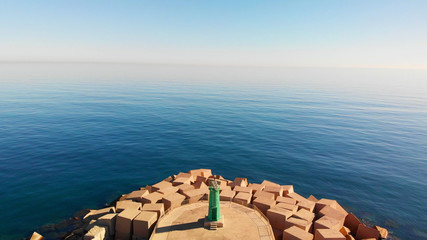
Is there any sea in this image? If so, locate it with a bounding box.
[0,63,426,240]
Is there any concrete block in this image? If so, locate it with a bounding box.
[314,216,342,233]
[193,181,208,189]
[285,192,307,203]
[273,227,283,240]
[220,185,232,192]
[200,169,213,178]
[115,209,140,240]
[253,196,276,215]
[230,177,248,188]
[162,192,186,210]
[335,203,348,216]
[141,203,164,218]
[115,231,130,240]
[267,207,293,230]
[285,217,312,232]
[133,211,158,239]
[201,186,210,195]
[355,224,380,240]
[315,199,338,213]
[84,207,116,222]
[151,181,173,192]
[143,186,152,193]
[157,186,178,196]
[140,192,164,204]
[172,177,192,186]
[254,190,276,200]
[181,188,207,203]
[195,175,207,183]
[262,180,281,187]
[314,228,345,240]
[373,226,388,239]
[97,213,117,236]
[308,195,318,202]
[220,189,236,201]
[176,172,189,177]
[188,169,212,178]
[265,185,283,198]
[283,226,314,240]
[162,176,173,182]
[213,174,225,180]
[318,205,346,225]
[177,183,195,194]
[292,208,315,222]
[84,225,108,240]
[29,232,44,240]
[233,185,253,194]
[176,172,194,181]
[233,192,252,206]
[116,200,142,213]
[275,202,298,212]
[339,226,351,237]
[276,196,297,205]
[344,213,361,234]
[281,185,294,195]
[346,235,355,240]
[248,183,265,193]
[298,199,316,212]
[125,190,149,202]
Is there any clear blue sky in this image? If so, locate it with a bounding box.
[1,0,426,68]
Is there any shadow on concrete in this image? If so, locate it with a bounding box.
[155,218,205,233]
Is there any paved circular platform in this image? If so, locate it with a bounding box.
[150,201,274,240]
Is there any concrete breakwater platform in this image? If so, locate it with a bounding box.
[30,169,389,240]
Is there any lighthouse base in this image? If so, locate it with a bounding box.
[204,215,225,229]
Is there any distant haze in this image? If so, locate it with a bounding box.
[1,1,426,69]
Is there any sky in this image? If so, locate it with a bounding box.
[0,0,426,69]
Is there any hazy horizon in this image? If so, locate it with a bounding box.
[1,60,427,71]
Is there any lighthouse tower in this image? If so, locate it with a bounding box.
[204,179,224,229]
[208,179,221,221]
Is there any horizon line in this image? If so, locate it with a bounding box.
[0,60,426,71]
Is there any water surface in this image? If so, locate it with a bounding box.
[0,63,426,239]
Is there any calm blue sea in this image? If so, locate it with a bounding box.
[0,63,426,240]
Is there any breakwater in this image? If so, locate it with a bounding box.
[30,169,388,240]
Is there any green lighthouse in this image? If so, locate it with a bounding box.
[207,179,221,221]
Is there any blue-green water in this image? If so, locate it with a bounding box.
[0,64,426,239]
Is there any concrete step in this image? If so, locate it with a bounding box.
[210,223,218,230]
